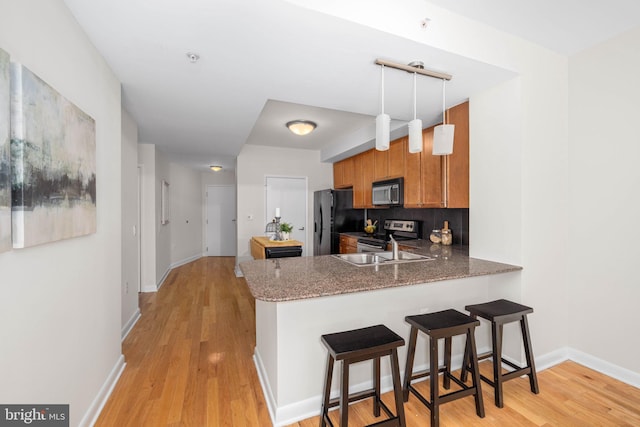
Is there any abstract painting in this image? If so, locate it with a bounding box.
[10,63,96,248]
[0,49,10,252]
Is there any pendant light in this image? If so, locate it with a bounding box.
[408,72,423,153]
[375,65,390,151]
[433,79,455,155]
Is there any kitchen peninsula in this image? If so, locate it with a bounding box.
[240,248,522,426]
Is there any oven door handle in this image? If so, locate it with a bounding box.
[357,241,386,252]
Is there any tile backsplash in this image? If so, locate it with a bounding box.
[365,207,469,246]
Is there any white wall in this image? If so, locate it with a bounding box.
[568,27,640,374]
[138,143,157,291]
[154,149,171,285]
[236,145,333,261]
[169,162,203,266]
[121,109,140,336]
[0,1,123,425]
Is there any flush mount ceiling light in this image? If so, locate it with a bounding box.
[286,120,317,136]
[209,165,222,172]
[374,59,453,156]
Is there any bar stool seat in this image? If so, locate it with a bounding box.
[403,309,484,427]
[461,299,540,408]
[320,324,406,427]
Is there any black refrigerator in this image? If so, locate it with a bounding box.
[313,189,364,255]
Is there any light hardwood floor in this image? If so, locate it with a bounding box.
[96,257,640,426]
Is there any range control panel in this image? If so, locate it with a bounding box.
[383,219,417,233]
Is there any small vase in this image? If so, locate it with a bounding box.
[281,232,290,240]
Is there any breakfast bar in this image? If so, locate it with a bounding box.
[240,248,522,426]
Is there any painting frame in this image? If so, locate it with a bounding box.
[10,62,96,248]
[0,48,10,253]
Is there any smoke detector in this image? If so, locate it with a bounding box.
[186,52,200,63]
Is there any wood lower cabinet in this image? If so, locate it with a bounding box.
[339,234,358,254]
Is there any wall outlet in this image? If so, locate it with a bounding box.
[125,282,129,294]
[247,214,254,220]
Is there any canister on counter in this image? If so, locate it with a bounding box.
[429,229,442,243]
[441,221,453,246]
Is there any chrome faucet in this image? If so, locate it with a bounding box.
[389,235,399,260]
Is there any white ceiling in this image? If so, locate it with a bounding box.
[62,0,640,171]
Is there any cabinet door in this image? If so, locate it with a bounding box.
[361,150,375,208]
[373,138,405,181]
[333,158,355,189]
[404,143,422,207]
[388,138,405,178]
[352,153,365,208]
[444,102,469,208]
[421,126,444,207]
[373,149,388,182]
[339,235,358,254]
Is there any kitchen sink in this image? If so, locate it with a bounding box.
[333,253,389,266]
[334,251,433,267]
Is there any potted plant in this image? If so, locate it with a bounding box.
[279,222,293,240]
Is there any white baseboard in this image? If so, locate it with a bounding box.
[140,284,158,293]
[79,355,126,427]
[156,267,170,291]
[121,308,141,342]
[253,350,278,424]
[569,348,640,388]
[170,253,202,269]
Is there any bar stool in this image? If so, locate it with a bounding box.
[320,324,406,427]
[403,309,484,427]
[460,299,540,408]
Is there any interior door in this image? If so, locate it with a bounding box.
[265,176,308,256]
[206,185,237,256]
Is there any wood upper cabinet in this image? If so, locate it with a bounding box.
[404,101,468,208]
[333,157,354,189]
[443,101,469,208]
[404,127,443,208]
[374,138,405,181]
[353,150,374,208]
[421,127,444,207]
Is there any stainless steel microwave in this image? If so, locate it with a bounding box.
[372,178,403,206]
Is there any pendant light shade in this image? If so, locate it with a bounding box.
[375,65,390,151]
[433,124,455,155]
[376,113,390,151]
[433,79,455,155]
[408,120,423,153]
[408,72,423,153]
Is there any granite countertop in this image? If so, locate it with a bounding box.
[239,246,522,302]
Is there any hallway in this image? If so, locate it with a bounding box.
[96,257,270,426]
